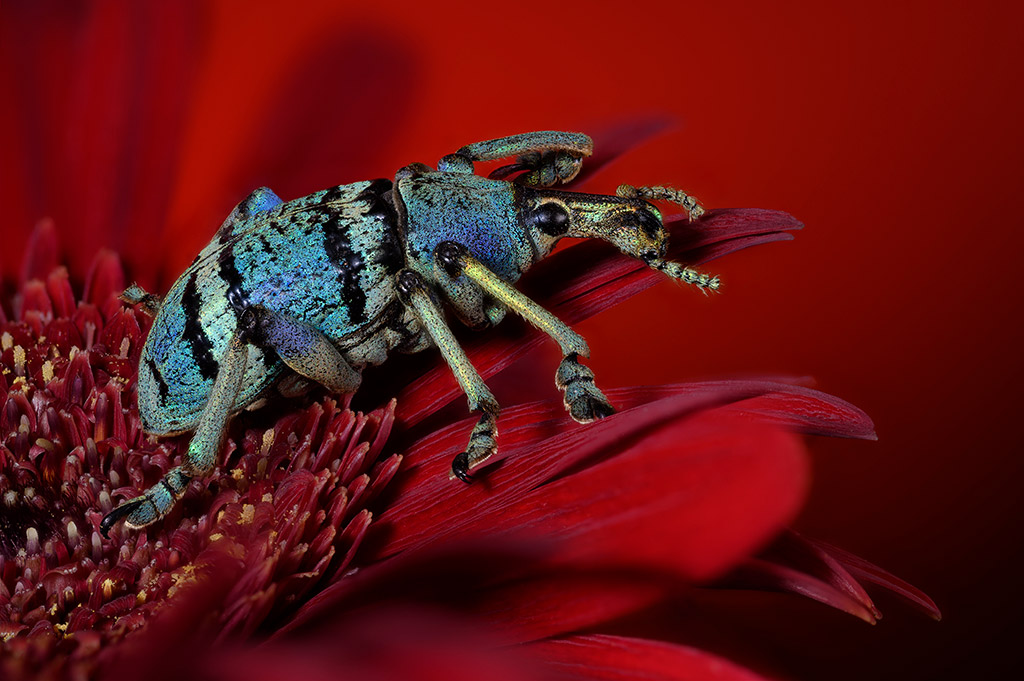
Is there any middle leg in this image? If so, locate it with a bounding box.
[395,269,500,482]
[434,241,614,423]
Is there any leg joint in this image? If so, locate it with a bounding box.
[395,269,428,304]
[434,241,469,278]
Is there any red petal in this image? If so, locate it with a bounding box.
[19,219,59,285]
[372,403,807,583]
[218,607,536,681]
[377,380,868,567]
[529,634,775,681]
[756,530,881,619]
[83,249,126,310]
[801,536,942,620]
[490,414,808,581]
[46,267,76,318]
[720,559,878,624]
[465,570,667,645]
[373,383,772,560]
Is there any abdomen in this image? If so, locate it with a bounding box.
[138,180,404,434]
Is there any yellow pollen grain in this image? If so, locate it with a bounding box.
[167,564,198,598]
[230,468,245,481]
[136,591,147,605]
[54,622,68,636]
[261,428,275,454]
[12,346,26,376]
[261,493,273,503]
[208,533,224,542]
[240,504,255,524]
[101,578,116,600]
[41,361,54,383]
[0,332,11,350]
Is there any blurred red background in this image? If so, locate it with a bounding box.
[1,1,1021,678]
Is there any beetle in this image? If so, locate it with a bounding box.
[100,131,718,536]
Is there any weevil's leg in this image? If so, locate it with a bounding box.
[277,374,315,399]
[395,269,499,482]
[437,132,593,187]
[120,283,162,316]
[617,183,705,222]
[434,242,614,423]
[216,186,283,236]
[238,305,361,394]
[101,332,249,536]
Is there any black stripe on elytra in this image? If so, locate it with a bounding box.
[181,273,219,380]
[357,180,403,274]
[321,212,368,325]
[145,356,170,405]
[218,247,249,316]
[321,185,346,204]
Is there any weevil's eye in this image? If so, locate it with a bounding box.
[528,201,570,236]
[636,209,662,240]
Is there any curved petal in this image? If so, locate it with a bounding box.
[799,536,942,620]
[719,559,878,624]
[528,634,775,681]
[375,380,867,565]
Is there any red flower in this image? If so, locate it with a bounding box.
[0,211,937,680]
[0,5,937,680]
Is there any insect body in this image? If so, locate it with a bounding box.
[101,131,718,535]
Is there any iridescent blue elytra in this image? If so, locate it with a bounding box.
[139,180,408,434]
[103,131,719,536]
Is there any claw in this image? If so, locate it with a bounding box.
[100,498,147,538]
[451,452,473,483]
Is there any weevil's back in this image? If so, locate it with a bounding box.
[137,180,406,435]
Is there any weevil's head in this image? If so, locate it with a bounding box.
[522,189,668,263]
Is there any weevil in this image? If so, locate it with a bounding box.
[100,131,719,536]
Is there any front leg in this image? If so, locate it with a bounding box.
[437,131,593,187]
[434,241,614,423]
[101,332,249,536]
[395,269,499,482]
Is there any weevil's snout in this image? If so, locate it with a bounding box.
[611,201,670,264]
[523,190,670,262]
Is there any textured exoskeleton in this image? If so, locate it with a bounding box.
[101,131,718,535]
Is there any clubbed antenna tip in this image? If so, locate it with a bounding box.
[654,259,721,294]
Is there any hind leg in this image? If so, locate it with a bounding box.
[101,332,249,536]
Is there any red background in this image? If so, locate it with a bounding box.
[2,1,1022,678]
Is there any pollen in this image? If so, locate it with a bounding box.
[261,428,275,454]
[1,332,11,350]
[240,504,256,524]
[41,360,54,383]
